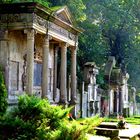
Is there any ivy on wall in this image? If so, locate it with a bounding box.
[0,68,7,115]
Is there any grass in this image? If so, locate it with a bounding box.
[104,116,140,125]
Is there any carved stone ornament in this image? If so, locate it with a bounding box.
[68,32,75,41]
[34,46,42,61]
[0,29,8,40]
[0,14,27,23]
[48,22,75,41]
[33,14,47,29]
[24,29,35,40]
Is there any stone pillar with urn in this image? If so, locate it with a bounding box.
[84,62,99,117]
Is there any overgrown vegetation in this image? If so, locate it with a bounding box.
[0,95,101,140]
[0,68,7,115]
[77,116,103,134]
[0,0,49,7]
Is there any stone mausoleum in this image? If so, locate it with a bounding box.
[0,2,82,107]
[104,56,129,117]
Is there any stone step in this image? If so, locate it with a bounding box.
[86,134,110,140]
[120,138,130,140]
[98,122,118,129]
[95,127,119,139]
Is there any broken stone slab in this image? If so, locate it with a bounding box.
[119,124,140,140]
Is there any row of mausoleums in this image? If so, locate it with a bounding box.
[81,56,137,118]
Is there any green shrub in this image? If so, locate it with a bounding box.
[0,68,7,115]
[0,95,89,140]
[79,116,103,134]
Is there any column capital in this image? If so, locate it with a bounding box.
[43,35,52,46]
[75,35,78,49]
[60,42,69,48]
[24,29,36,40]
[0,29,8,40]
[70,46,77,54]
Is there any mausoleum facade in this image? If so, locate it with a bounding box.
[0,2,81,105]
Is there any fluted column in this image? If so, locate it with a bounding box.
[25,29,35,95]
[70,47,77,105]
[42,35,49,99]
[53,46,58,101]
[59,43,68,104]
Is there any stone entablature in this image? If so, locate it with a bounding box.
[0,14,76,46]
[0,2,80,46]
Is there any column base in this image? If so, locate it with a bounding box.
[46,94,54,104]
[69,105,77,119]
[69,99,77,106]
[58,99,68,105]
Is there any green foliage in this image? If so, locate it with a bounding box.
[75,0,140,92]
[48,0,86,22]
[0,95,91,140]
[79,116,103,134]
[104,117,140,125]
[45,120,88,140]
[0,68,7,115]
[0,0,49,7]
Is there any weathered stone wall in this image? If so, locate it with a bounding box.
[7,31,26,101]
[0,40,9,68]
[7,31,55,100]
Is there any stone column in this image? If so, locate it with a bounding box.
[117,88,120,114]
[109,90,114,113]
[119,87,123,113]
[70,46,77,105]
[53,46,58,101]
[114,90,118,113]
[67,75,71,102]
[25,29,35,95]
[42,35,49,99]
[59,43,67,104]
[81,81,85,118]
[131,87,137,115]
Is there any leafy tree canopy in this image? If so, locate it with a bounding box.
[81,0,140,89]
[48,0,86,22]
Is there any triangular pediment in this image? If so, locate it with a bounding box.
[54,6,73,25]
